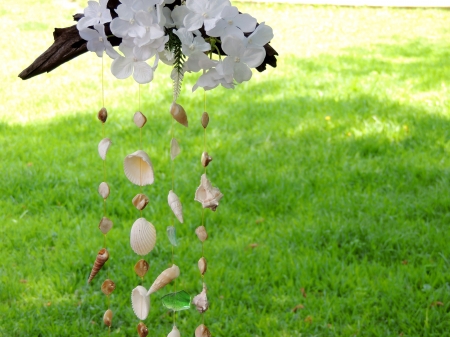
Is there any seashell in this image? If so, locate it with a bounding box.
[133,111,147,128]
[201,152,212,167]
[146,264,180,296]
[103,309,113,327]
[98,138,112,160]
[130,218,157,256]
[201,112,209,128]
[131,285,150,320]
[132,193,149,211]
[98,182,110,199]
[101,279,116,295]
[192,284,209,313]
[88,248,109,283]
[170,102,188,127]
[195,324,211,337]
[134,259,150,278]
[195,226,208,242]
[170,138,180,161]
[124,150,154,186]
[194,174,224,211]
[198,257,207,275]
[137,322,149,337]
[98,217,113,235]
[168,190,183,223]
[98,107,107,123]
[167,325,181,337]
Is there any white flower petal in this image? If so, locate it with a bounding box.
[222,34,245,57]
[77,17,98,31]
[242,47,266,68]
[133,62,154,83]
[184,12,203,31]
[163,7,175,28]
[220,6,238,18]
[234,13,257,33]
[248,23,274,47]
[233,62,252,83]
[79,28,99,41]
[110,18,131,37]
[111,56,134,79]
[186,0,208,14]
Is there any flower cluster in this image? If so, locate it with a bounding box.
[77,0,274,93]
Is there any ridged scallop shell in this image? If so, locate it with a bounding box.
[98,107,107,123]
[132,193,149,211]
[201,152,212,167]
[167,325,181,337]
[98,138,112,160]
[88,248,109,283]
[195,324,211,337]
[133,111,147,128]
[98,217,113,235]
[168,190,183,223]
[201,112,209,128]
[198,257,207,275]
[103,309,113,327]
[124,150,154,186]
[101,279,116,295]
[170,102,188,127]
[195,226,208,242]
[146,264,180,296]
[170,138,180,161]
[194,174,223,211]
[98,182,110,199]
[130,218,157,256]
[134,259,150,278]
[131,285,150,320]
[192,284,209,313]
[137,322,149,337]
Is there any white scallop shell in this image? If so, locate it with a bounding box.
[98,182,110,199]
[131,285,150,320]
[167,325,181,337]
[168,190,183,223]
[194,174,224,211]
[133,111,147,128]
[98,217,113,234]
[170,138,180,161]
[98,138,112,160]
[124,150,154,186]
[146,264,180,296]
[130,218,157,256]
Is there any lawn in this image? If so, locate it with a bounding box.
[1,1,450,336]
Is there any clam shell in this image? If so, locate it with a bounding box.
[168,190,183,223]
[195,324,211,337]
[170,102,188,127]
[88,248,109,283]
[130,218,157,256]
[133,111,147,128]
[124,150,154,186]
[98,182,110,199]
[137,322,149,337]
[134,259,150,278]
[201,112,209,128]
[198,257,207,275]
[98,107,107,123]
[101,279,116,295]
[131,285,150,320]
[192,284,209,313]
[98,217,113,235]
[132,193,149,211]
[103,309,113,327]
[98,138,112,160]
[167,325,181,337]
[146,264,180,296]
[194,174,224,211]
[201,152,212,167]
[195,226,208,242]
[170,138,180,161]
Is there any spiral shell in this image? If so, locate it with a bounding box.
[192,284,209,313]
[132,193,149,211]
[170,102,188,127]
[194,174,223,211]
[130,218,157,256]
[201,152,212,167]
[98,107,107,123]
[98,182,110,199]
[101,279,116,295]
[195,324,211,337]
[124,150,154,186]
[137,322,149,337]
[170,138,180,161]
[146,264,180,296]
[98,217,113,235]
[168,190,183,223]
[133,111,147,128]
[195,226,208,242]
[98,138,112,160]
[88,248,109,283]
[198,257,207,275]
[167,325,181,337]
[201,112,209,128]
[134,259,150,278]
[131,285,150,320]
[103,309,113,327]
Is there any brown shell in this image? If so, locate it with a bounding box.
[132,193,149,211]
[201,152,212,167]
[170,102,188,127]
[137,322,149,337]
[133,111,147,128]
[198,257,207,275]
[201,112,209,128]
[134,259,150,278]
[103,309,113,327]
[194,174,223,211]
[101,279,116,295]
[88,248,109,283]
[195,324,211,337]
[98,107,107,123]
[195,226,208,242]
[98,217,113,235]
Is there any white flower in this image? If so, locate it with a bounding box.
[110,1,146,38]
[79,24,119,58]
[207,6,256,39]
[185,52,216,72]
[183,0,230,32]
[77,0,112,31]
[171,5,190,28]
[192,64,234,91]
[133,10,165,47]
[174,28,210,57]
[162,7,175,28]
[246,22,273,48]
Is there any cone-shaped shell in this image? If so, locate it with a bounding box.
[134,259,150,278]
[131,285,150,320]
[170,138,180,161]
[194,174,224,211]
[103,309,113,327]
[137,322,149,337]
[195,324,211,337]
[195,226,208,242]
[201,112,209,128]
[130,218,157,256]
[167,325,181,337]
[124,150,154,186]
[98,182,110,199]
[170,102,188,127]
[198,257,207,275]
[98,138,112,160]
[192,284,209,313]
[98,217,113,234]
[132,193,149,211]
[98,107,107,123]
[88,248,109,283]
[133,111,147,128]
[168,190,183,223]
[146,264,180,296]
[201,152,212,167]
[101,279,116,295]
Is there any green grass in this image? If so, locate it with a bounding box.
[1,1,450,336]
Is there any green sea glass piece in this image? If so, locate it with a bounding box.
[161,290,191,311]
[166,226,178,246]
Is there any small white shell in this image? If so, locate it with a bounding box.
[195,324,211,337]
[170,102,188,127]
[195,226,208,242]
[124,150,154,186]
[192,284,209,313]
[168,190,183,223]
[170,138,180,161]
[131,285,150,320]
[132,193,149,211]
[98,182,110,199]
[167,325,181,337]
[133,111,147,128]
[198,257,207,275]
[130,218,157,256]
[98,138,112,160]
[98,217,113,234]
[146,264,180,296]
[194,174,223,211]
